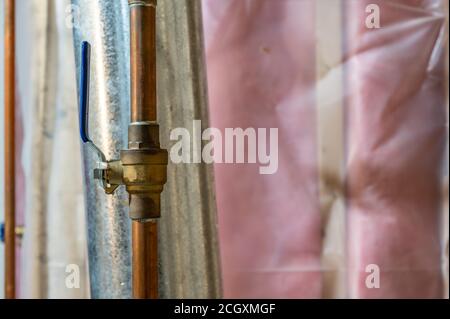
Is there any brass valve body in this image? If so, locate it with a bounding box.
[96,122,168,221]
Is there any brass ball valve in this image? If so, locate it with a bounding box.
[79,41,168,221]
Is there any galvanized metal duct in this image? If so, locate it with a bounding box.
[157,0,222,298]
[72,0,221,298]
[71,0,132,299]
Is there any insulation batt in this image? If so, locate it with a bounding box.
[203,0,448,298]
[204,0,322,298]
[345,0,447,298]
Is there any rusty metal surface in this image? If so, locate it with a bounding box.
[157,0,222,298]
[71,0,132,299]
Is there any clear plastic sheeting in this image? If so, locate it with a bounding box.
[203,0,449,298]
[17,0,89,298]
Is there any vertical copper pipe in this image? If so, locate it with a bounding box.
[129,0,159,299]
[130,0,157,123]
[132,221,158,298]
[4,0,16,299]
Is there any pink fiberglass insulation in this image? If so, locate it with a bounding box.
[203,0,322,298]
[345,0,447,298]
[203,0,447,298]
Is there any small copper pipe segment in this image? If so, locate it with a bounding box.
[4,0,16,299]
[132,221,158,298]
[129,0,159,299]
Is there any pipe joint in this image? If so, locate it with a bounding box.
[94,122,168,220]
[129,0,156,8]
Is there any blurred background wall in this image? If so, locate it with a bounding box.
[18,0,89,298]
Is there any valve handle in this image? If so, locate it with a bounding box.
[78,41,118,193]
[78,41,107,163]
[79,41,92,144]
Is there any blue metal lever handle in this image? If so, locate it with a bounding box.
[78,41,107,166]
[79,41,91,144]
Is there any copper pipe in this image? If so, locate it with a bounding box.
[4,0,16,299]
[129,0,159,299]
[132,221,158,299]
[130,0,157,123]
